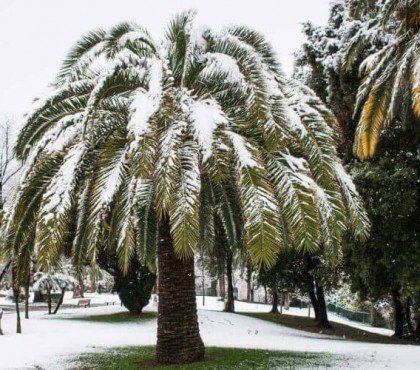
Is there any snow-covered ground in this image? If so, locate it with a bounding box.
[0,291,120,308]
[197,298,394,337]
[0,296,418,369]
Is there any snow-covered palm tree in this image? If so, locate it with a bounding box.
[6,11,369,363]
[346,0,420,159]
[33,272,75,314]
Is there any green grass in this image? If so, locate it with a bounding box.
[66,311,156,323]
[71,346,341,369]
[240,312,413,345]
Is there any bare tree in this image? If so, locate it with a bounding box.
[0,118,20,285]
[0,118,20,211]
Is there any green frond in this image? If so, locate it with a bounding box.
[169,140,201,259]
[266,153,321,254]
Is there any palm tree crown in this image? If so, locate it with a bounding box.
[4,11,369,275]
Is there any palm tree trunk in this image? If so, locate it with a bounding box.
[53,287,66,314]
[156,214,204,364]
[224,252,235,313]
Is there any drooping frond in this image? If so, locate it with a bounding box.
[169,140,201,259]
[354,85,390,159]
[334,163,370,242]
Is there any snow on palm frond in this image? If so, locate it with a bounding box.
[334,163,370,241]
[33,271,76,292]
[8,10,369,271]
[190,99,228,162]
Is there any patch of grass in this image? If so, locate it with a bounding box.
[67,311,156,323]
[240,312,413,345]
[72,346,340,369]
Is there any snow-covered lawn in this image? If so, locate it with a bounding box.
[0,296,418,369]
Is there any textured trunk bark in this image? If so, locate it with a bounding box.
[53,288,66,314]
[224,252,235,313]
[156,214,204,364]
[270,290,279,314]
[392,288,404,338]
[315,281,332,329]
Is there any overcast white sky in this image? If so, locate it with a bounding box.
[0,0,331,125]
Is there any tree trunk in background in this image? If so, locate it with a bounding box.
[246,264,252,302]
[392,288,404,338]
[79,271,85,298]
[224,252,235,313]
[24,269,30,319]
[219,274,225,298]
[0,309,3,335]
[270,290,279,314]
[305,254,320,321]
[315,281,332,329]
[406,296,413,333]
[308,286,320,321]
[90,271,96,293]
[264,285,268,304]
[53,287,66,314]
[0,261,11,284]
[47,288,52,315]
[12,265,21,334]
[156,214,204,364]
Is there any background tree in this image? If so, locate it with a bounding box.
[295,0,420,338]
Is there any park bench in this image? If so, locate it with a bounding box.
[77,298,91,308]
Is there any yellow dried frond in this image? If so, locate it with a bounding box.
[355,90,388,159]
[413,86,420,117]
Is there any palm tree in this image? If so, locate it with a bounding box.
[33,271,76,314]
[5,11,369,364]
[346,0,420,159]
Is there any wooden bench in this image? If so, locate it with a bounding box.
[77,298,91,308]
